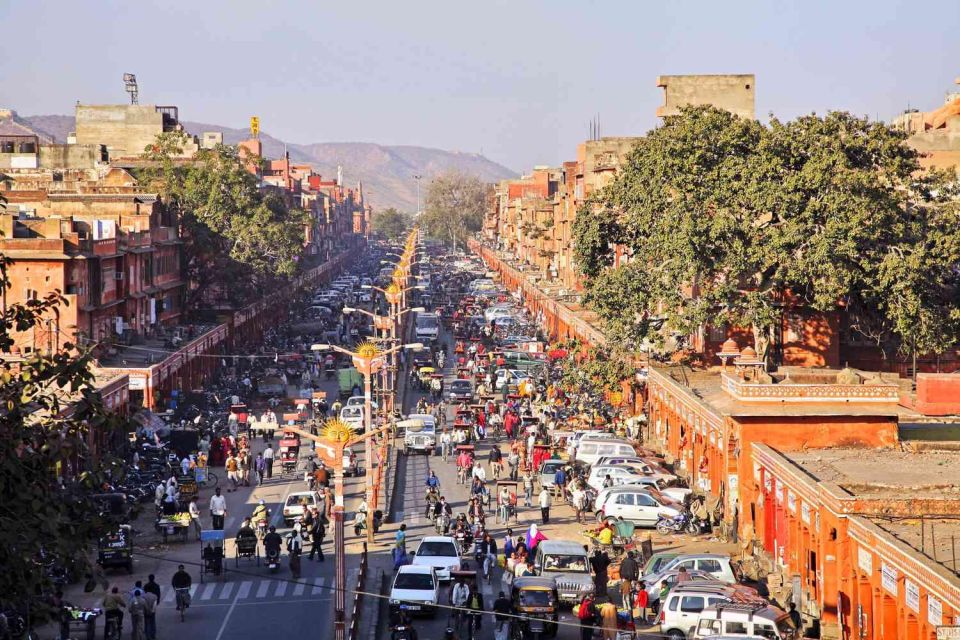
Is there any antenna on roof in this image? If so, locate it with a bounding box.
[123,73,139,105]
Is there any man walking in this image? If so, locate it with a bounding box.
[210,487,227,530]
[553,465,567,502]
[188,497,201,540]
[538,485,551,524]
[263,444,275,479]
[308,512,325,561]
[142,576,160,640]
[618,551,639,607]
[254,453,266,485]
[128,589,147,640]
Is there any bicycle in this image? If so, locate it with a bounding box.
[175,588,191,622]
[491,462,502,480]
[104,613,122,640]
[457,465,468,485]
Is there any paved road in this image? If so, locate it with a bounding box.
[59,369,372,640]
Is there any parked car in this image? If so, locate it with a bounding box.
[692,602,798,639]
[586,464,666,492]
[594,485,681,527]
[575,439,639,466]
[657,584,749,640]
[389,565,439,617]
[642,551,680,576]
[654,554,740,585]
[411,536,461,582]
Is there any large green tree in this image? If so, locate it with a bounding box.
[0,257,126,618]
[421,171,492,249]
[371,207,410,241]
[139,132,310,310]
[575,105,960,362]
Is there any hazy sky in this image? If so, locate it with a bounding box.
[2,0,958,172]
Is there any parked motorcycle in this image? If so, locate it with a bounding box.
[655,510,707,536]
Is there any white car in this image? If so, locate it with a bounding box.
[587,465,674,492]
[346,396,379,410]
[494,368,530,391]
[594,486,681,527]
[658,553,739,584]
[412,536,461,582]
[340,406,365,432]
[389,565,439,616]
[282,491,320,526]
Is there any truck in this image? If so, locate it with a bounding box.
[400,414,437,455]
[337,367,363,399]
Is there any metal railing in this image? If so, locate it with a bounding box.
[348,542,369,640]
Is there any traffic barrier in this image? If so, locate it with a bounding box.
[348,542,368,640]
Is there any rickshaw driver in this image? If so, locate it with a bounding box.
[236,518,256,544]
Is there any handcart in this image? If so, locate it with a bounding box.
[200,529,226,582]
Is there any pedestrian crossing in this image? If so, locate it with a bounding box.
[159,569,358,604]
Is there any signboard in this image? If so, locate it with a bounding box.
[906,579,920,613]
[939,626,960,639]
[881,563,898,595]
[929,596,943,627]
[775,479,784,502]
[801,503,811,525]
[857,547,873,575]
[128,374,147,391]
[787,490,797,513]
[250,116,260,138]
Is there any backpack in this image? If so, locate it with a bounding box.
[577,600,594,620]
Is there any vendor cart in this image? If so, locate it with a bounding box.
[177,474,198,508]
[200,529,226,582]
[156,512,191,543]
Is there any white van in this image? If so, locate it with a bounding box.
[414,312,439,342]
[575,439,637,466]
[692,602,798,639]
[657,584,765,640]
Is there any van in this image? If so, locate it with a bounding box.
[657,584,764,640]
[414,312,439,342]
[692,602,798,639]
[574,439,637,466]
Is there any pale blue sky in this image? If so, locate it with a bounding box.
[1,0,958,171]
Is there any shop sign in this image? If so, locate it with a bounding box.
[857,547,872,575]
[936,627,960,640]
[929,595,943,627]
[787,490,797,513]
[128,374,147,391]
[801,503,811,524]
[881,563,898,595]
[775,479,784,502]
[906,579,920,613]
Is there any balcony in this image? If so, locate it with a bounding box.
[720,372,900,403]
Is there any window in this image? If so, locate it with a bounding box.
[636,494,657,507]
[677,560,696,570]
[679,596,704,613]
[754,623,777,639]
[416,542,458,558]
[667,597,679,612]
[0,141,14,153]
[615,493,635,506]
[725,622,749,634]
[698,559,722,573]
[393,573,434,590]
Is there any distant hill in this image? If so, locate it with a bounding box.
[18,114,516,211]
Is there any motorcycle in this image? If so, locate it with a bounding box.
[655,510,705,536]
[265,548,281,573]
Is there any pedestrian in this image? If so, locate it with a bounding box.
[676,565,690,584]
[633,580,649,625]
[309,513,326,561]
[241,449,251,486]
[255,453,265,485]
[553,465,566,502]
[571,485,586,524]
[590,549,611,598]
[396,523,407,555]
[128,589,147,640]
[142,576,160,640]
[188,497,201,540]
[225,453,239,492]
[599,600,618,640]
[619,551,639,607]
[789,602,802,632]
[263,444,275,479]
[522,470,534,508]
[210,487,227,530]
[493,591,512,640]
[577,594,597,640]
[538,485,551,524]
[101,586,125,634]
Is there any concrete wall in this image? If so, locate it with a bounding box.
[74,105,164,158]
[656,74,756,120]
[38,144,104,169]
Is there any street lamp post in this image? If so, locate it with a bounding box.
[413,174,422,216]
[312,342,423,542]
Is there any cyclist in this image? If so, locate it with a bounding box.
[171,565,192,611]
[263,526,283,563]
[488,446,502,479]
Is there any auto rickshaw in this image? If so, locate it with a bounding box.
[417,366,436,386]
[510,576,559,639]
[97,525,133,573]
[494,480,519,524]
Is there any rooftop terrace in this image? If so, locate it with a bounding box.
[785,448,960,499]
[872,518,960,577]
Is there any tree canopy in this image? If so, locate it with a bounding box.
[371,207,410,241]
[139,132,310,310]
[420,171,492,249]
[0,256,126,616]
[575,105,960,361]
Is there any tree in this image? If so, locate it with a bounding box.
[371,208,410,241]
[139,132,310,310]
[0,256,126,619]
[576,105,960,363]
[420,171,492,249]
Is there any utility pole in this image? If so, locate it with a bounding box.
[413,175,422,216]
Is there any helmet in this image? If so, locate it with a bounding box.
[444,629,455,640]
[258,499,265,505]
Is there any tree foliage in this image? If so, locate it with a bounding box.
[421,171,492,249]
[371,207,410,241]
[557,344,635,395]
[0,257,126,616]
[139,131,310,310]
[575,105,960,361]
